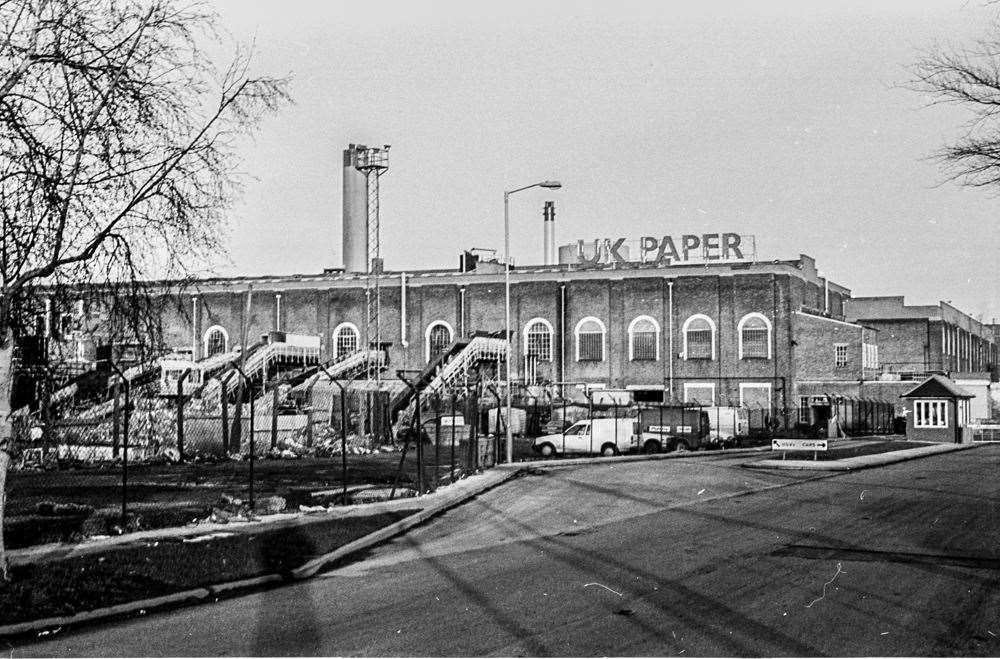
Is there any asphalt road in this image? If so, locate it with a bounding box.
[13,446,1000,657]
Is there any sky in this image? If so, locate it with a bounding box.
[203,0,1000,321]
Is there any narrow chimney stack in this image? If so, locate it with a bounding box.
[543,201,556,265]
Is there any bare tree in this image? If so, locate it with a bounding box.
[914,18,1000,188]
[0,0,290,578]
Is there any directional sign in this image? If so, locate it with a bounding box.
[772,439,828,451]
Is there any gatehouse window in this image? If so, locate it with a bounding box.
[914,400,948,428]
[738,313,771,359]
[332,322,360,358]
[203,325,229,357]
[425,321,454,362]
[682,314,716,360]
[575,317,606,362]
[523,318,553,361]
[628,315,659,361]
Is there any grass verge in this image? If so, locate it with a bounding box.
[0,509,418,626]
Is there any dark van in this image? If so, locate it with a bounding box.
[633,406,712,452]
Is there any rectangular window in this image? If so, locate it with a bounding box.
[914,400,949,428]
[631,331,657,361]
[687,330,713,359]
[862,343,879,369]
[742,328,769,358]
[835,344,849,368]
[578,332,603,361]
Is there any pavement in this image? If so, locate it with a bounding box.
[748,440,975,470]
[15,444,1000,656]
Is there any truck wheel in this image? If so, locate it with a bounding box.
[538,443,555,457]
[672,440,688,452]
[642,440,661,454]
[601,444,618,457]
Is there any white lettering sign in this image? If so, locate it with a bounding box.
[772,439,828,451]
[575,233,753,267]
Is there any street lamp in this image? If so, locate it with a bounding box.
[504,180,562,464]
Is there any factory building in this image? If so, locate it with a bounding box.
[844,296,999,377]
[71,249,876,414]
[28,144,999,427]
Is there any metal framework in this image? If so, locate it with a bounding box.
[354,146,389,383]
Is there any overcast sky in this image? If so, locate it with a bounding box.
[205,0,1000,321]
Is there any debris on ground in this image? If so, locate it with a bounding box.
[254,495,286,515]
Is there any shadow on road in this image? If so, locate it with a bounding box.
[253,526,321,655]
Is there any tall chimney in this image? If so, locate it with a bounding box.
[342,144,368,273]
[543,201,556,265]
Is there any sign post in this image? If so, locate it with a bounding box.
[771,438,828,461]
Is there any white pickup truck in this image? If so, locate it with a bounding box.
[532,418,636,457]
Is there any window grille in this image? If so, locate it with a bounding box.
[629,317,658,361]
[576,318,605,361]
[335,326,358,358]
[525,321,552,361]
[835,344,849,368]
[206,329,226,357]
[742,328,769,358]
[428,324,452,361]
[687,329,713,359]
[578,332,603,361]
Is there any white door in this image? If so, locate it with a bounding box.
[562,422,593,454]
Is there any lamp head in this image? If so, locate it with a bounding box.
[539,180,562,189]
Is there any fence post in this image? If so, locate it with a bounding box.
[613,402,618,454]
[249,381,255,510]
[177,368,190,463]
[122,376,130,529]
[112,379,121,459]
[433,394,441,492]
[271,385,279,449]
[415,387,424,494]
[450,393,456,483]
[232,365,254,512]
[220,378,229,454]
[109,364,130,531]
[561,396,566,455]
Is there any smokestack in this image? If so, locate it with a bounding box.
[543,201,556,265]
[342,144,368,273]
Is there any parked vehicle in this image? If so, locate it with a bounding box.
[702,406,749,448]
[532,418,635,457]
[634,406,712,452]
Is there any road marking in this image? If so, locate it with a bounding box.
[583,582,623,597]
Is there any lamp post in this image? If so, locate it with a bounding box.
[504,180,561,464]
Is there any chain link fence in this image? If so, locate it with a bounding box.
[4,371,902,549]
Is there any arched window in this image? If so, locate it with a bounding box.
[523,318,554,361]
[425,321,454,362]
[575,317,606,362]
[628,315,660,361]
[203,325,229,357]
[682,314,716,360]
[738,312,772,359]
[332,322,360,358]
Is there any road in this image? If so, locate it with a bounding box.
[13,446,1000,657]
